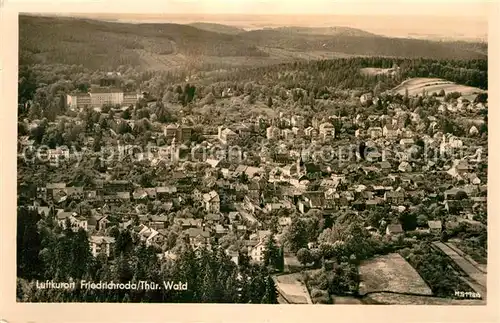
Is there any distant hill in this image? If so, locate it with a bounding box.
[267,26,378,37]
[240,30,487,60]
[189,22,245,35]
[19,15,487,71]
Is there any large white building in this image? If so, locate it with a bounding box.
[89,88,124,107]
[67,88,143,109]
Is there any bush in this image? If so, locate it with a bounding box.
[310,288,326,298]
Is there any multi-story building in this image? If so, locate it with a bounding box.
[319,122,335,139]
[177,126,192,143]
[89,236,115,257]
[266,126,281,140]
[67,88,142,110]
[89,87,124,107]
[123,92,139,106]
[164,124,192,143]
[203,190,220,213]
[66,92,91,110]
[218,126,238,145]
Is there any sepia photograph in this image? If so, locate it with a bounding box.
[8,0,494,311]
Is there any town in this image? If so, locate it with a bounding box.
[16,14,488,304]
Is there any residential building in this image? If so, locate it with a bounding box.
[66,92,91,110]
[360,93,373,105]
[385,224,404,236]
[319,122,335,139]
[266,126,281,140]
[428,220,443,234]
[367,127,383,139]
[89,236,116,257]
[164,124,192,142]
[218,126,238,144]
[384,191,405,205]
[383,124,399,139]
[203,190,220,213]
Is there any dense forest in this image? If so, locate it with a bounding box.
[211,57,488,92]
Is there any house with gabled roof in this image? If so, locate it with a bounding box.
[385,223,404,237]
[203,190,220,213]
[384,190,405,205]
[184,228,211,250]
[383,123,399,139]
[428,220,443,234]
[89,236,115,257]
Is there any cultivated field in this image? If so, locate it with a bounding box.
[273,273,313,304]
[358,253,433,295]
[390,77,486,97]
[431,241,487,296]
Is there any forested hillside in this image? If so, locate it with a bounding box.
[20,15,487,72]
[267,26,378,37]
[188,22,245,35]
[210,57,488,92]
[19,15,268,70]
[240,30,486,60]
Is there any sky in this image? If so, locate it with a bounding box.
[10,0,491,40]
[8,0,491,17]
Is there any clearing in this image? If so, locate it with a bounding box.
[390,77,486,97]
[360,67,398,76]
[359,253,433,295]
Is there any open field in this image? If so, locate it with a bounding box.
[260,47,364,61]
[359,253,433,295]
[391,77,486,96]
[273,273,313,304]
[365,292,486,305]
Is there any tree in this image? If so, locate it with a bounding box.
[17,208,42,279]
[29,103,42,120]
[267,96,273,108]
[285,217,308,252]
[474,93,487,104]
[260,275,278,304]
[244,82,253,95]
[18,66,38,104]
[297,248,312,266]
[117,121,132,135]
[455,190,468,200]
[121,108,132,120]
[310,248,323,267]
[263,234,283,271]
[398,211,418,231]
